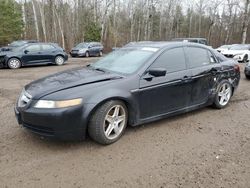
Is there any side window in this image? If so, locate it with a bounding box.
[185,47,211,68]
[150,47,186,73]
[25,45,40,52]
[42,44,55,51]
[207,51,217,63]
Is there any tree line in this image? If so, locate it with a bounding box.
[0,0,249,51]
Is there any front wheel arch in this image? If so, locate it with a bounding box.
[87,97,136,130]
[88,99,128,144]
[7,57,22,68]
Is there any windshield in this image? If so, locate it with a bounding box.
[9,41,26,47]
[230,45,249,50]
[76,43,89,48]
[12,45,28,52]
[91,48,157,74]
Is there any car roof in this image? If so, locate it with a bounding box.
[172,38,207,41]
[123,41,208,49]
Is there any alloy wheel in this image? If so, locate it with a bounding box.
[8,59,21,69]
[55,56,64,65]
[103,105,126,140]
[218,83,232,106]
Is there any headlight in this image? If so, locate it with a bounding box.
[34,98,83,108]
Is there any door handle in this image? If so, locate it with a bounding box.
[182,76,193,83]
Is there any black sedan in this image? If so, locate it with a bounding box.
[0,43,68,69]
[15,42,240,144]
[245,62,250,79]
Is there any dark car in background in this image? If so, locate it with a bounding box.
[245,62,250,79]
[70,42,103,57]
[0,40,38,52]
[15,42,240,144]
[172,38,208,45]
[0,42,68,69]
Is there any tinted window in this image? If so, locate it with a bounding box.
[25,44,40,52]
[207,51,217,63]
[150,47,186,73]
[185,47,210,68]
[42,44,55,51]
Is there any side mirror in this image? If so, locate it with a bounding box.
[24,50,29,54]
[88,46,92,49]
[148,68,166,77]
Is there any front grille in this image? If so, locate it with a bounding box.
[23,123,55,136]
[71,50,79,53]
[18,89,32,108]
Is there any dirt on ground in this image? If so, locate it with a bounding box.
[0,58,250,188]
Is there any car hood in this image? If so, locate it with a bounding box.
[222,49,248,55]
[0,46,13,51]
[0,51,11,57]
[25,67,123,99]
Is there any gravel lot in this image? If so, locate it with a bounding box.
[0,58,250,188]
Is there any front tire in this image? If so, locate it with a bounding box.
[55,55,65,65]
[85,51,90,58]
[88,100,128,145]
[8,58,21,69]
[213,80,232,109]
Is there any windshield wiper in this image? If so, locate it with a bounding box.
[94,67,106,72]
[87,64,106,73]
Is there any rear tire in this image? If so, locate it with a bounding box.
[8,58,21,69]
[55,55,65,65]
[88,100,128,145]
[213,80,232,109]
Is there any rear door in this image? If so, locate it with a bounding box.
[184,46,221,106]
[138,47,193,119]
[21,44,42,65]
[40,44,57,63]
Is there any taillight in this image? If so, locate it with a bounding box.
[234,64,240,72]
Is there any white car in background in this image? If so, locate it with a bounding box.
[221,44,250,63]
[216,45,232,54]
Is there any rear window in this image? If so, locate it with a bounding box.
[185,47,211,68]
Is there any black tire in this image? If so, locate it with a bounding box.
[213,80,233,109]
[88,100,128,145]
[8,58,21,69]
[243,55,248,63]
[55,55,65,65]
[246,74,250,79]
[85,51,90,58]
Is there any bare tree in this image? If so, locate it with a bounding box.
[241,0,250,44]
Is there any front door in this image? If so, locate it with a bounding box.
[21,44,42,65]
[138,47,192,120]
